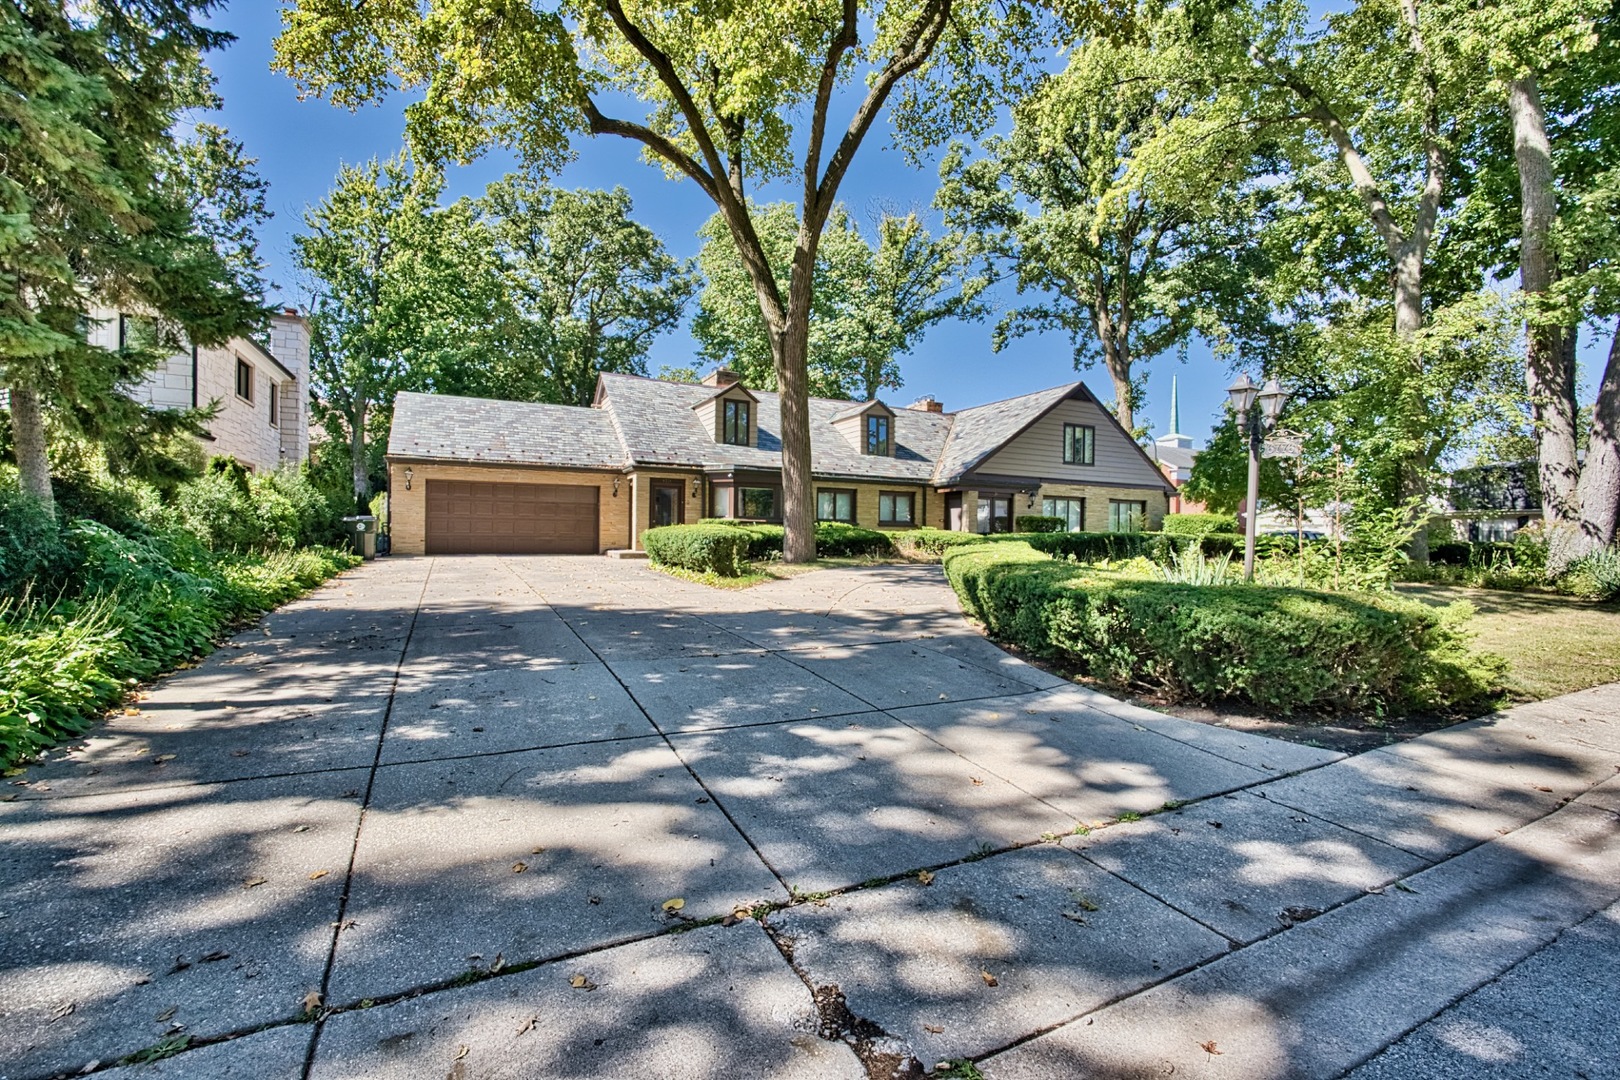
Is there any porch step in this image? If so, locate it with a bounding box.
[605,549,650,560]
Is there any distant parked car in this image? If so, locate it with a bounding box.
[1262,529,1325,541]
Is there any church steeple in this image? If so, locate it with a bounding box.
[1156,374,1193,450]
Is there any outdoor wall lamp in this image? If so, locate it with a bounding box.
[403,467,413,491]
[612,476,620,497]
[1226,373,1293,582]
[691,478,701,499]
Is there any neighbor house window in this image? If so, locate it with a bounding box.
[1043,497,1085,532]
[817,489,855,523]
[1109,500,1147,533]
[723,399,750,445]
[711,485,733,518]
[119,313,159,351]
[235,357,254,402]
[1063,424,1095,465]
[740,487,778,520]
[878,491,915,525]
[865,414,891,456]
[268,384,280,427]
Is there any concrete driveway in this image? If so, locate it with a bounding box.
[4,555,1617,1080]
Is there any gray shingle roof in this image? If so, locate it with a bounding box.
[595,373,953,482]
[931,383,1080,484]
[387,391,627,469]
[386,375,1140,488]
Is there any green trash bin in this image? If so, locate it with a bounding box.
[342,516,378,560]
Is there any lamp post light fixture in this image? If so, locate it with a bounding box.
[1226,374,1291,582]
[403,467,413,491]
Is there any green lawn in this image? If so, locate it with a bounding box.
[1398,583,1620,702]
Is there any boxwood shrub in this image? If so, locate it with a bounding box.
[1014,515,1067,534]
[1161,513,1239,537]
[689,520,895,559]
[642,524,751,576]
[943,541,1504,715]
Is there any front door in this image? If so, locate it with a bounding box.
[985,495,1013,534]
[651,481,685,528]
[946,493,964,531]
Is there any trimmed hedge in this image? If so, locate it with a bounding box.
[943,541,1504,715]
[688,520,896,560]
[642,525,751,576]
[1014,515,1067,534]
[1161,513,1239,537]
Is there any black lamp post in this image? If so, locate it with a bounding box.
[1227,374,1290,581]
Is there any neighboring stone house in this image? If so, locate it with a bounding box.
[97,306,312,473]
[384,368,1175,556]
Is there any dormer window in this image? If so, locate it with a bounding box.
[723,399,750,446]
[865,414,891,456]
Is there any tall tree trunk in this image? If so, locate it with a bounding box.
[1104,350,1134,434]
[1568,326,1620,562]
[349,398,371,513]
[774,320,816,563]
[1511,74,1582,566]
[1392,247,1425,337]
[1392,249,1431,562]
[7,383,54,511]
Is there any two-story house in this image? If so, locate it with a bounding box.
[382,368,1175,556]
[96,306,312,473]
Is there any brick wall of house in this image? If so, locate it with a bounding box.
[1033,483,1170,532]
[268,313,311,467]
[103,305,311,474]
[630,471,704,546]
[198,343,285,473]
[809,481,945,531]
[387,462,631,555]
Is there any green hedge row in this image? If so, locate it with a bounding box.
[643,525,752,576]
[1161,512,1240,537]
[681,520,897,561]
[1014,515,1067,534]
[2,525,359,765]
[943,541,1503,715]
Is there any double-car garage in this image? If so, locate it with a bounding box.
[422,479,601,555]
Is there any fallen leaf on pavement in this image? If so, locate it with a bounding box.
[455,1045,469,1060]
[511,862,528,873]
[515,1015,539,1036]
[662,897,685,912]
[152,754,175,764]
[199,951,230,963]
[569,974,597,991]
[980,971,998,987]
[292,825,310,833]
[50,1002,75,1021]
[308,870,330,881]
[923,1024,944,1034]
[916,870,935,886]
[154,1007,178,1023]
[242,877,267,889]
[1200,1040,1223,1057]
[969,776,984,786]
[490,953,506,974]
[301,991,322,1012]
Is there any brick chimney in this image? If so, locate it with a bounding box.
[702,367,741,388]
[909,395,943,413]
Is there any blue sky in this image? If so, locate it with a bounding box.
[204,4,1321,448]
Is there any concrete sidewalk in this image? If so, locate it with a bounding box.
[2,556,1615,1080]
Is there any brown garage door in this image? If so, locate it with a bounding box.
[425,480,599,554]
